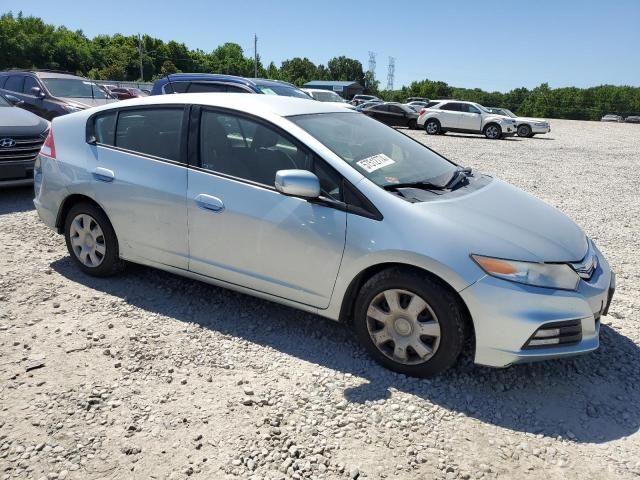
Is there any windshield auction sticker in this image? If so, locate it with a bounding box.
[356,153,395,173]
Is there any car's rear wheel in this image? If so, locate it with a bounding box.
[517,124,532,137]
[483,123,502,139]
[353,268,467,377]
[424,119,440,135]
[64,202,124,277]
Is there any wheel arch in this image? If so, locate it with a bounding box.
[338,262,475,341]
[55,194,109,234]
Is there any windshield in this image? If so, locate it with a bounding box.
[257,85,311,99]
[0,95,9,107]
[289,112,457,187]
[312,90,346,103]
[476,104,491,113]
[42,78,110,99]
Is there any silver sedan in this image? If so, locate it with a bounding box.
[33,94,615,376]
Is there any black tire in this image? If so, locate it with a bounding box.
[483,123,502,140]
[64,202,125,277]
[408,119,417,130]
[517,124,532,137]
[424,119,440,135]
[353,268,467,377]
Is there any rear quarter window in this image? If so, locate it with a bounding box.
[93,112,117,145]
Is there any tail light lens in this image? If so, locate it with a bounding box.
[419,108,426,115]
[40,128,56,159]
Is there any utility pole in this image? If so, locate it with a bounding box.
[386,57,395,91]
[254,34,258,78]
[137,33,144,81]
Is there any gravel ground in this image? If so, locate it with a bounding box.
[1,119,639,480]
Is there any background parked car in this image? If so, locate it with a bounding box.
[302,88,357,109]
[349,94,382,106]
[0,93,48,186]
[406,96,429,103]
[405,100,431,112]
[151,73,310,99]
[485,107,551,137]
[362,102,419,129]
[0,70,116,120]
[418,100,517,139]
[624,115,640,123]
[109,87,148,100]
[355,100,384,112]
[601,114,624,122]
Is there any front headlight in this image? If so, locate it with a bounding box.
[471,255,581,290]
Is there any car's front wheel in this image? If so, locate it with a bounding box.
[483,123,502,139]
[353,268,467,377]
[64,202,124,277]
[408,119,417,130]
[517,124,532,137]
[424,119,440,135]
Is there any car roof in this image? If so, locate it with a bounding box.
[87,93,350,117]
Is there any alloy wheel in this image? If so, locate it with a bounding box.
[485,125,500,139]
[426,122,439,134]
[366,289,441,365]
[69,213,106,267]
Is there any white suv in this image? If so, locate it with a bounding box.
[417,100,517,139]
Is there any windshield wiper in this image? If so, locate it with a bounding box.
[444,167,473,190]
[383,180,447,191]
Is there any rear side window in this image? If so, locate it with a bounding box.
[94,112,117,145]
[164,82,189,94]
[115,108,184,161]
[440,103,462,111]
[4,76,24,93]
[425,101,440,108]
[0,76,6,88]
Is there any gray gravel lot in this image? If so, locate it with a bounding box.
[0,119,639,480]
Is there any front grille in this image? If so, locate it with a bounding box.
[0,134,46,163]
[522,319,582,349]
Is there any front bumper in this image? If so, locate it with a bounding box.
[460,250,614,368]
[0,159,35,187]
[531,124,551,134]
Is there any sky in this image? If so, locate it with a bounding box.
[4,0,640,91]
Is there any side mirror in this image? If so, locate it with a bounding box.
[4,94,24,106]
[275,170,320,199]
[31,86,45,98]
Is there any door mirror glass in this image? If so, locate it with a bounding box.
[275,170,320,199]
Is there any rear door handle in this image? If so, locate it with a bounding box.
[93,167,115,183]
[195,194,224,213]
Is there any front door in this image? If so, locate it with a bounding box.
[187,108,347,308]
[89,106,189,268]
[458,103,483,131]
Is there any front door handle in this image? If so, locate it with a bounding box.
[195,194,224,213]
[93,167,115,183]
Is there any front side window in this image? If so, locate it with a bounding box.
[465,104,481,114]
[199,110,342,199]
[115,108,184,161]
[289,112,457,188]
[188,83,228,93]
[389,105,405,114]
[23,77,39,94]
[41,78,108,99]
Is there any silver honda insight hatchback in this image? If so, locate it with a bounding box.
[34,94,615,376]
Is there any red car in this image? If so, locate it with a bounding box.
[109,87,147,100]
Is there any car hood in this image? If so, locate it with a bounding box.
[416,178,588,263]
[0,106,49,136]
[58,97,117,109]
[517,117,548,123]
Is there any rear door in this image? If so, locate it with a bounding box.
[186,107,347,308]
[88,106,189,268]
[436,102,463,129]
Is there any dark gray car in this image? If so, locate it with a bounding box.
[0,94,49,186]
[0,70,116,121]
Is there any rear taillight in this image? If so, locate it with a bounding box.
[40,129,56,159]
[419,108,426,115]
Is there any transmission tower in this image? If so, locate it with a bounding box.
[368,51,376,75]
[386,57,395,91]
